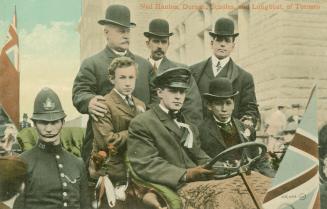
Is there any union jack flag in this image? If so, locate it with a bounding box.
[263,85,319,209]
[0,7,20,128]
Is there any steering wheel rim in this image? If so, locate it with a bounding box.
[204,142,267,179]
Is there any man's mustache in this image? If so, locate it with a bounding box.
[155,49,164,54]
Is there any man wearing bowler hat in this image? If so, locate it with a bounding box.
[190,17,259,129]
[144,18,203,126]
[198,78,275,177]
[72,4,152,162]
[127,69,272,208]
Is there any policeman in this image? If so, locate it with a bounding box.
[14,87,90,209]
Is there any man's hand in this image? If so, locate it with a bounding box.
[88,95,108,121]
[185,166,214,182]
[240,115,254,128]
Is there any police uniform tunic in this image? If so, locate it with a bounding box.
[16,140,90,209]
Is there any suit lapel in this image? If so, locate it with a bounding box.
[208,116,227,148]
[226,59,240,82]
[111,90,135,117]
[153,105,183,138]
[233,118,248,142]
[158,57,170,73]
[204,58,215,79]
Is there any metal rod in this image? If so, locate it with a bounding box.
[239,171,264,209]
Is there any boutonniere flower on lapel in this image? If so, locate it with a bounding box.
[241,128,251,139]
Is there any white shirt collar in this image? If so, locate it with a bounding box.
[211,55,230,76]
[114,88,131,101]
[112,49,127,56]
[213,115,231,125]
[159,103,169,114]
[148,57,163,68]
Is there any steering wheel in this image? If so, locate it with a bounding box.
[203,142,267,179]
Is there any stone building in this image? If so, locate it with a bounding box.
[78,0,327,128]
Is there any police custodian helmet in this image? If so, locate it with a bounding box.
[31,87,66,122]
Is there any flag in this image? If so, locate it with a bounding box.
[0,7,20,128]
[263,85,319,209]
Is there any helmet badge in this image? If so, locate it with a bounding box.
[43,97,56,111]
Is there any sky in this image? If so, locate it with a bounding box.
[0,0,82,122]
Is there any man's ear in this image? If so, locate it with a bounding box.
[207,103,213,112]
[157,88,163,98]
[110,79,115,85]
[146,39,151,50]
[19,182,25,193]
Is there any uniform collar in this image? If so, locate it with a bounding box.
[37,140,62,153]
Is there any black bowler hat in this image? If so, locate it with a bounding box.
[203,78,239,99]
[209,18,239,37]
[153,67,191,89]
[144,19,173,38]
[98,4,136,28]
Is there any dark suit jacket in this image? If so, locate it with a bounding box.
[127,104,210,189]
[190,57,259,125]
[92,90,145,183]
[72,46,152,161]
[199,116,255,158]
[150,56,203,126]
[199,116,275,177]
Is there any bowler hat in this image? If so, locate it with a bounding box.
[98,4,136,28]
[153,67,191,89]
[203,78,239,99]
[209,18,239,37]
[144,19,173,37]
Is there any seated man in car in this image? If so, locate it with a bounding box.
[89,57,165,209]
[128,68,272,209]
[199,78,275,177]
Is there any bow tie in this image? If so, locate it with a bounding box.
[168,110,183,123]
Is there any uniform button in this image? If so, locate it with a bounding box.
[56,155,60,159]
[63,192,67,196]
[60,173,65,177]
[63,182,67,187]
[58,164,63,168]
[63,202,67,207]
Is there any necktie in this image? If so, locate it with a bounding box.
[152,63,157,75]
[125,96,134,107]
[216,61,222,76]
[217,121,233,134]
